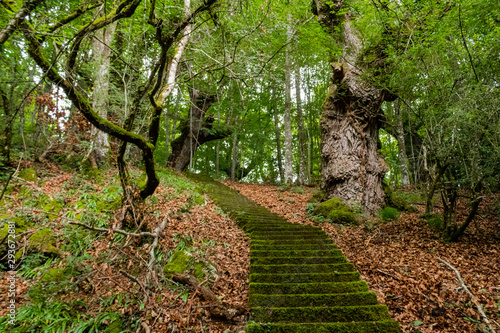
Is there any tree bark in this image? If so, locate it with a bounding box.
[0,87,12,163]
[272,87,284,183]
[90,19,117,166]
[167,88,230,172]
[295,56,306,185]
[394,99,410,185]
[314,2,393,215]
[283,14,293,184]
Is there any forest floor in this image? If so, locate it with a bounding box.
[0,163,499,332]
[224,181,500,333]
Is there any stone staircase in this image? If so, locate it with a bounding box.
[188,175,401,332]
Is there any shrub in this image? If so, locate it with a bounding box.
[381,207,399,221]
[422,213,443,230]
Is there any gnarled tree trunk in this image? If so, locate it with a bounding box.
[314,2,393,215]
[168,88,231,171]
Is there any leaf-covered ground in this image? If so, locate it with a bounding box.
[0,165,249,332]
[224,181,500,333]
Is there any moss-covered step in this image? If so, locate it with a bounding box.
[250,263,355,274]
[248,281,370,295]
[251,249,343,257]
[250,304,391,323]
[250,256,347,265]
[251,238,335,245]
[250,234,331,241]
[250,244,338,252]
[249,272,360,284]
[246,321,402,333]
[249,292,378,308]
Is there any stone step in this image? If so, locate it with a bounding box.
[251,234,331,241]
[248,281,370,295]
[249,292,378,307]
[246,321,402,333]
[249,272,360,284]
[251,238,334,245]
[250,256,346,265]
[251,249,343,257]
[251,244,338,252]
[250,263,355,274]
[250,304,392,323]
[250,230,327,237]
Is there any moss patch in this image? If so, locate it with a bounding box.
[19,168,37,182]
[163,250,216,283]
[311,198,356,225]
[28,228,62,257]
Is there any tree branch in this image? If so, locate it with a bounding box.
[438,258,496,333]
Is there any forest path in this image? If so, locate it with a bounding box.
[188,175,401,332]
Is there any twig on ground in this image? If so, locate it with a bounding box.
[146,218,168,282]
[69,221,156,237]
[172,273,246,322]
[135,321,151,333]
[438,257,496,333]
[120,269,147,296]
[376,269,400,281]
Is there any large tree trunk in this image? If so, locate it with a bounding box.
[314,3,392,215]
[283,14,293,184]
[90,20,117,166]
[168,88,230,171]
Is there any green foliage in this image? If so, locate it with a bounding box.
[0,300,126,333]
[422,214,444,230]
[380,207,399,222]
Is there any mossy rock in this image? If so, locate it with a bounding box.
[28,267,71,303]
[18,168,37,182]
[308,190,324,203]
[28,228,62,257]
[312,198,355,225]
[163,250,217,283]
[327,209,357,225]
[0,225,10,258]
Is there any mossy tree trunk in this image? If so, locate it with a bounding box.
[313,0,395,215]
[168,88,231,172]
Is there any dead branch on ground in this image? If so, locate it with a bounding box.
[438,257,496,333]
[172,273,247,322]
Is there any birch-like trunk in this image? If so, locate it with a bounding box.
[394,99,411,185]
[283,14,293,184]
[295,57,306,185]
[90,20,116,166]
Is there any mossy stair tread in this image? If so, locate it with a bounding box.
[250,304,392,322]
[251,249,343,257]
[249,272,360,283]
[251,245,338,252]
[250,239,335,246]
[246,321,402,333]
[250,256,347,265]
[250,263,355,274]
[248,281,370,294]
[187,175,400,332]
[249,292,378,307]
